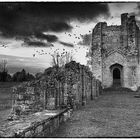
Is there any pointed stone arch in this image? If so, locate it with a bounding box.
[110,63,123,86]
[102,52,127,88]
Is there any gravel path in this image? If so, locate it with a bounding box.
[49,90,140,137]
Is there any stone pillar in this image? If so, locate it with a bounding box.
[57,82,60,108]
[91,76,93,100]
[136,65,140,87]
[81,66,86,106]
[96,80,99,98]
[123,65,129,88]
[43,90,46,109]
[121,13,128,27]
[64,83,68,106]
[55,84,59,109]
[92,77,95,99]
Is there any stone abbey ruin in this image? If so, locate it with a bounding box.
[87,13,140,91]
[2,12,140,137]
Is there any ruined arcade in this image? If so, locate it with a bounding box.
[88,13,140,90]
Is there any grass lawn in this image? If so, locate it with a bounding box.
[0,82,20,124]
[49,90,140,137]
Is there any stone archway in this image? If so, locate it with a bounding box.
[113,68,121,86]
[110,63,123,87]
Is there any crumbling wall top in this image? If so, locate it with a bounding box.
[121,13,137,27]
[93,22,107,33]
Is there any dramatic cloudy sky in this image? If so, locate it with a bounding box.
[0,2,140,74]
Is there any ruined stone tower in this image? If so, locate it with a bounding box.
[87,13,140,90]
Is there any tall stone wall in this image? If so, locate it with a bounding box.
[88,13,140,90]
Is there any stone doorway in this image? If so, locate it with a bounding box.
[113,68,121,86]
[110,63,123,87]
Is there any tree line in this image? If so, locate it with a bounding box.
[0,51,73,82]
[0,60,35,82]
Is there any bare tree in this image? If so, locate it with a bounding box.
[50,52,59,67]
[50,51,73,67]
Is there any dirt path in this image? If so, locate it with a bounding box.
[49,91,140,137]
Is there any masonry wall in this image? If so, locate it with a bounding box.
[90,23,103,81]
[102,52,128,88]
[10,61,102,120]
[1,108,73,137]
[89,13,140,90]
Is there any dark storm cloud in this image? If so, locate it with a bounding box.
[25,41,47,47]
[22,38,50,47]
[0,2,110,45]
[59,41,74,47]
[13,3,110,21]
[0,3,73,39]
[48,22,73,33]
[35,33,58,42]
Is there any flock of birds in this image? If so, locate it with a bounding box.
[32,41,90,58]
[31,25,92,58]
[0,25,92,59]
[0,16,118,61]
[0,41,9,48]
[32,45,89,58]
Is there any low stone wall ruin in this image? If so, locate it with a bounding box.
[0,108,72,138]
[10,61,102,119]
[2,61,102,138]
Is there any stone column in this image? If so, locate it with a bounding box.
[91,76,93,100]
[81,66,86,106]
